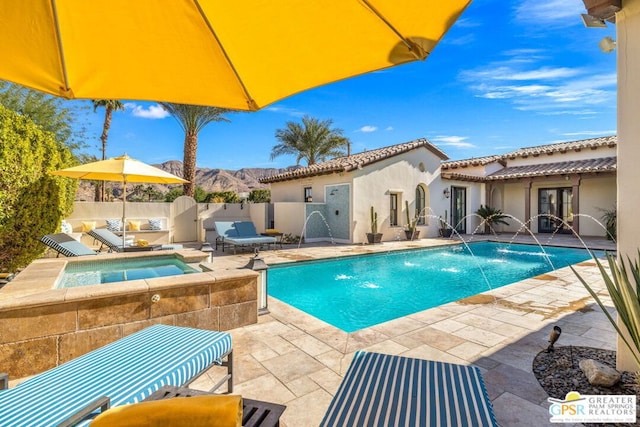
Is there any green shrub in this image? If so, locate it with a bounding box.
[0,104,76,271]
[249,189,271,203]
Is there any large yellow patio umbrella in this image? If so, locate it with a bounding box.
[0,0,471,110]
[51,154,188,247]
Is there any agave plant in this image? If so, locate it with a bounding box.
[571,251,640,368]
[475,205,509,234]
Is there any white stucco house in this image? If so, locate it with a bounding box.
[441,135,617,237]
[260,139,450,244]
[261,135,617,244]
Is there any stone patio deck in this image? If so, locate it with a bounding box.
[188,236,617,426]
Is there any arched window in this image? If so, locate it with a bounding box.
[416,185,426,225]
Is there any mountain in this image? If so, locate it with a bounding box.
[75,161,298,201]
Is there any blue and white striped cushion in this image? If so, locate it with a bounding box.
[0,325,232,427]
[321,351,497,427]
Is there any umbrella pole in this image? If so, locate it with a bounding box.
[122,179,127,250]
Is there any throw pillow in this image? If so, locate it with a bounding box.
[128,220,141,231]
[106,219,122,232]
[61,220,73,234]
[81,221,96,232]
[148,218,163,231]
[90,395,242,427]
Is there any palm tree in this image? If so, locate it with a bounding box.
[160,103,232,197]
[92,99,125,201]
[271,116,350,166]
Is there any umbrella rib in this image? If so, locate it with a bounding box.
[49,0,73,97]
[360,0,426,60]
[192,0,259,111]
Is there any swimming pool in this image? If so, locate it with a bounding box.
[57,255,199,288]
[268,242,603,332]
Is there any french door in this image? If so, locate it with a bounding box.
[538,188,573,233]
[451,186,466,233]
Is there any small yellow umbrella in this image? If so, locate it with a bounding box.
[0,0,471,110]
[51,154,188,247]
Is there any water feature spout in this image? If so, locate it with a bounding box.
[299,210,335,249]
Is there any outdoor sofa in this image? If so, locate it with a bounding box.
[321,351,498,427]
[0,325,233,426]
[214,221,277,254]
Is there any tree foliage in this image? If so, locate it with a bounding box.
[92,99,125,201]
[249,189,271,203]
[0,104,77,271]
[164,187,184,202]
[160,103,233,197]
[271,115,350,166]
[0,81,87,152]
[205,191,238,203]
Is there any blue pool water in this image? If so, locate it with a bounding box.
[57,256,199,288]
[268,242,603,332]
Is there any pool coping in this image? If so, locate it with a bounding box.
[0,249,236,310]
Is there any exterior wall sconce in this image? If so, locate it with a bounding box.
[443,188,451,199]
[244,250,269,315]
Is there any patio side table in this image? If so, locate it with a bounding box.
[260,232,283,249]
[122,244,162,252]
[143,385,286,427]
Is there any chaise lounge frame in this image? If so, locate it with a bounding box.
[40,233,98,257]
[214,221,277,254]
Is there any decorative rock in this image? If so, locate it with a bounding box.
[579,359,621,387]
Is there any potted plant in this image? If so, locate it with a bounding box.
[439,210,453,238]
[475,205,510,234]
[598,205,617,240]
[366,206,383,244]
[404,200,420,240]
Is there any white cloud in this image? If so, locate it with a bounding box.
[385,126,393,131]
[461,54,616,114]
[514,0,584,24]
[432,136,476,149]
[265,105,305,117]
[359,125,377,133]
[127,103,170,119]
[454,17,481,28]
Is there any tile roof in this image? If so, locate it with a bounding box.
[503,135,616,158]
[443,157,617,181]
[442,135,617,169]
[441,155,503,170]
[260,138,448,183]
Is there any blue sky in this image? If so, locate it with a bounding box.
[75,0,617,170]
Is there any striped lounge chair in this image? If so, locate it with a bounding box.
[0,325,233,427]
[40,233,98,257]
[87,228,131,252]
[321,351,498,427]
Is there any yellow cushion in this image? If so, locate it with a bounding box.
[136,239,148,247]
[265,229,280,234]
[128,220,141,231]
[81,221,96,232]
[90,395,242,427]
